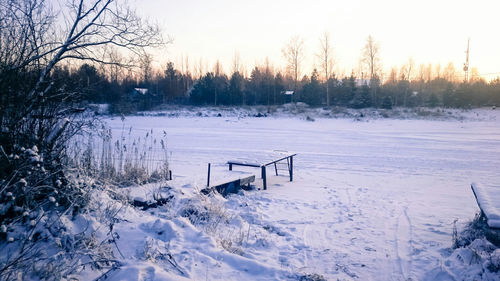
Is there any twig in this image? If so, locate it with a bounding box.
[0,145,9,163]
[90,261,123,281]
[161,252,185,276]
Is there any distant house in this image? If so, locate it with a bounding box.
[282,90,294,103]
[129,87,157,111]
[133,88,148,95]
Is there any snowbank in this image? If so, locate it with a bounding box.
[133,104,499,122]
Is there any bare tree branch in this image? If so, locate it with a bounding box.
[361,35,381,80]
[317,32,334,106]
[282,35,305,95]
[0,0,167,156]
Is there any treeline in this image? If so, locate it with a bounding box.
[51,62,500,113]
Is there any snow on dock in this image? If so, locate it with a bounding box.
[471,183,500,228]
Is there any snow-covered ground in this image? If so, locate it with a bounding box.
[85,108,500,280]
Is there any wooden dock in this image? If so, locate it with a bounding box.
[471,183,500,229]
[227,153,296,190]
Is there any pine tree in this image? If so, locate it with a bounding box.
[380,96,393,109]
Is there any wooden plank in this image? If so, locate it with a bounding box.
[227,160,261,167]
[227,161,261,168]
[240,175,255,186]
[202,175,255,197]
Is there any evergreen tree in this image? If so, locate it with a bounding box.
[190,73,215,105]
[274,72,286,105]
[213,73,229,105]
[380,96,393,109]
[229,71,245,105]
[75,64,104,102]
[350,84,372,108]
[247,67,262,105]
[337,76,356,106]
[302,69,322,106]
[427,93,439,107]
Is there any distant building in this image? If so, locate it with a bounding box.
[282,90,294,103]
[129,87,157,111]
[133,88,148,95]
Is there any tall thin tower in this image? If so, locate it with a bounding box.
[463,38,470,83]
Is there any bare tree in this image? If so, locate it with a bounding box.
[196,57,204,79]
[106,47,125,82]
[0,1,165,277]
[232,51,241,74]
[0,0,165,154]
[316,32,334,106]
[388,67,398,84]
[417,63,426,82]
[282,35,305,97]
[425,63,433,82]
[213,59,223,77]
[434,63,442,79]
[213,59,224,105]
[360,35,381,80]
[470,67,481,82]
[140,52,154,83]
[443,62,456,82]
[400,58,415,81]
[0,0,166,194]
[400,58,415,107]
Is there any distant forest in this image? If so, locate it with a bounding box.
[45,60,500,114]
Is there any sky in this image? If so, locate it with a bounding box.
[132,0,500,80]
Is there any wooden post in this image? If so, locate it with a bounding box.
[207,163,211,187]
[229,163,232,171]
[274,162,278,176]
[289,156,293,182]
[261,166,267,190]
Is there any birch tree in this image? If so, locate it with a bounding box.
[361,35,381,80]
[282,35,305,97]
[317,32,334,106]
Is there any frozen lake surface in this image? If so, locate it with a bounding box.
[103,111,500,280]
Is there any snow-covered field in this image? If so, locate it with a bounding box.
[87,108,500,280]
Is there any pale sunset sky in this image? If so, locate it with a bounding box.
[132,0,500,79]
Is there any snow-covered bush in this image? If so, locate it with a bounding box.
[444,213,500,278]
[179,193,230,234]
[0,182,127,280]
[0,120,171,279]
[453,213,500,249]
[178,191,257,257]
[0,145,88,223]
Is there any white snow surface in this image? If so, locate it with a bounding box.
[471,183,500,228]
[81,108,500,280]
